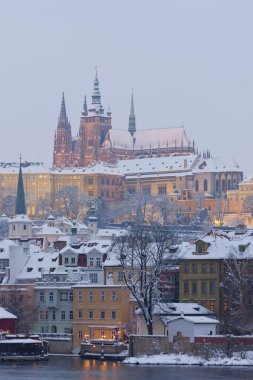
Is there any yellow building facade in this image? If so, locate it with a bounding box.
[72,285,130,350]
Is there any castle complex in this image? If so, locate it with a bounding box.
[53,69,195,168]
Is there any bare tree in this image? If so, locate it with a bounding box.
[0,288,36,334]
[51,187,92,219]
[221,248,253,335]
[1,195,16,217]
[116,224,174,335]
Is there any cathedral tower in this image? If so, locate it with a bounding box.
[77,68,112,166]
[53,93,73,167]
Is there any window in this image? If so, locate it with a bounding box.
[204,179,208,192]
[61,311,66,320]
[78,310,83,319]
[45,311,48,320]
[69,292,73,302]
[89,291,93,301]
[90,273,98,284]
[79,331,83,339]
[195,180,199,192]
[89,257,94,267]
[201,263,207,273]
[111,310,116,319]
[49,292,54,302]
[183,263,189,273]
[210,263,216,273]
[111,291,116,301]
[88,178,93,185]
[100,310,105,319]
[78,290,83,301]
[69,310,73,320]
[142,186,151,195]
[201,281,207,295]
[210,280,216,294]
[60,292,68,301]
[118,272,124,281]
[101,291,105,301]
[88,190,94,196]
[196,244,203,253]
[158,186,167,195]
[88,310,94,319]
[39,310,44,320]
[23,225,27,230]
[52,311,56,320]
[96,257,101,267]
[183,281,189,294]
[64,257,69,264]
[192,281,197,294]
[71,257,75,264]
[127,188,136,195]
[192,264,198,273]
[40,292,44,302]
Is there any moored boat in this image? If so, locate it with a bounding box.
[0,333,48,362]
[80,339,128,361]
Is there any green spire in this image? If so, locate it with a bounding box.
[128,91,136,136]
[15,156,26,215]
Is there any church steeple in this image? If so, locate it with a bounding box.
[128,91,136,137]
[60,92,67,119]
[90,66,104,115]
[15,156,26,215]
[82,95,88,116]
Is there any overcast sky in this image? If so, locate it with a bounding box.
[1,0,253,175]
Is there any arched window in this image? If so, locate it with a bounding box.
[204,179,208,192]
[195,180,199,192]
[227,179,231,190]
[216,179,219,193]
[222,179,226,192]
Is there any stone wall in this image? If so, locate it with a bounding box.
[129,335,169,357]
[46,338,73,354]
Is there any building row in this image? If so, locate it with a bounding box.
[0,153,242,219]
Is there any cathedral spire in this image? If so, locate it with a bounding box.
[15,155,26,215]
[82,95,88,116]
[60,92,67,119]
[90,66,104,115]
[128,91,136,137]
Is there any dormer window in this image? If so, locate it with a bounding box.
[197,244,203,253]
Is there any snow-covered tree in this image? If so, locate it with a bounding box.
[116,224,175,335]
[222,247,253,335]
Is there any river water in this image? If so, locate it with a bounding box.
[0,356,252,380]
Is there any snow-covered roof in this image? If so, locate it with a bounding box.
[103,127,190,150]
[180,230,253,260]
[35,226,64,236]
[9,214,32,223]
[0,239,18,259]
[16,251,59,281]
[152,302,214,316]
[60,239,112,255]
[167,316,220,324]
[0,307,17,319]
[193,156,241,173]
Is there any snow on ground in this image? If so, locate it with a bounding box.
[124,352,253,366]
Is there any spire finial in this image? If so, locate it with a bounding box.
[60,92,67,119]
[82,95,88,116]
[128,90,136,137]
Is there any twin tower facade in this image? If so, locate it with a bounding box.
[53,70,194,168]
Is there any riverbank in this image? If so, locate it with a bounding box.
[124,352,253,366]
